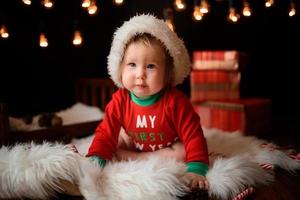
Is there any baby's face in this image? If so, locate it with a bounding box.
[121,40,166,98]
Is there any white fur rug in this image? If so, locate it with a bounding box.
[1,128,300,200]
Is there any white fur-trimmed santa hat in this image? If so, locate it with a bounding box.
[107,14,191,88]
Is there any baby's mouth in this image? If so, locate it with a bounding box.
[136,84,147,88]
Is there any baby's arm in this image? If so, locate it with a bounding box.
[116,141,186,161]
[116,130,186,161]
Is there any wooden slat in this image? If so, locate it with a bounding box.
[75,78,116,111]
[82,87,89,105]
[0,103,9,146]
[91,87,98,107]
[100,87,107,110]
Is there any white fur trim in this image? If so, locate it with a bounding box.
[206,156,272,199]
[107,14,191,87]
[79,156,188,200]
[0,142,80,199]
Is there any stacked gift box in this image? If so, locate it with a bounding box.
[191,50,241,102]
[191,50,271,135]
[193,99,271,135]
[193,50,239,71]
[190,70,240,102]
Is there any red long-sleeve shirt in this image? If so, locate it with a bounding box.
[87,88,209,168]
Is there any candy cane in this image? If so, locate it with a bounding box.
[232,187,254,200]
[258,163,274,170]
[289,154,300,162]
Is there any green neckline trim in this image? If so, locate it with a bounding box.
[186,162,209,176]
[90,156,106,168]
[130,91,162,106]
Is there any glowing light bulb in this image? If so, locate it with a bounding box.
[165,19,175,31]
[39,33,48,47]
[242,1,252,17]
[82,0,91,8]
[42,0,54,9]
[88,1,98,15]
[200,0,209,14]
[73,31,83,46]
[0,25,9,39]
[289,2,296,17]
[174,0,186,12]
[163,8,175,31]
[113,0,124,6]
[22,0,31,5]
[193,6,204,21]
[228,8,240,23]
[265,0,274,8]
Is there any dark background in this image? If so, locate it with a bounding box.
[0,0,299,130]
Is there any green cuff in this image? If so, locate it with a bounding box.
[186,162,209,176]
[90,156,106,168]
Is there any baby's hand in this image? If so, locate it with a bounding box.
[185,172,209,191]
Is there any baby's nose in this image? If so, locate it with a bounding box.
[136,67,146,79]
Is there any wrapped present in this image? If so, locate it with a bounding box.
[193,50,239,70]
[194,50,238,61]
[190,70,241,102]
[193,99,271,135]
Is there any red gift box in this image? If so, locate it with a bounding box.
[190,70,241,102]
[193,50,238,61]
[193,99,271,135]
[193,50,239,70]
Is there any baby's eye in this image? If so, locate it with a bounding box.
[147,64,156,69]
[127,63,136,67]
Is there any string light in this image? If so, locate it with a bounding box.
[39,33,48,47]
[174,0,186,12]
[87,0,98,16]
[0,0,298,47]
[265,0,274,8]
[81,0,91,8]
[228,7,240,23]
[227,0,240,23]
[199,0,210,14]
[289,1,296,17]
[242,0,252,17]
[163,8,175,31]
[193,6,204,21]
[41,0,54,9]
[113,0,124,6]
[192,0,203,21]
[22,0,32,6]
[73,30,83,46]
[0,24,9,39]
